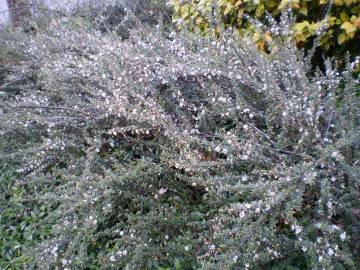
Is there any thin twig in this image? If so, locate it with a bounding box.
[4,105,92,116]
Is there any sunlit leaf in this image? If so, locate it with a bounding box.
[337,32,347,44]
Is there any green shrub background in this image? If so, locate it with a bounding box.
[170,0,360,61]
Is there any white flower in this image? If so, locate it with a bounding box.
[110,255,116,262]
[165,235,169,240]
[241,154,249,160]
[120,231,124,236]
[209,244,216,251]
[291,225,302,235]
[158,187,167,195]
[255,208,261,213]
[328,248,334,256]
[327,201,333,209]
[184,245,190,251]
[240,211,245,218]
[301,246,307,252]
[340,232,346,241]
[218,97,227,103]
[233,255,238,262]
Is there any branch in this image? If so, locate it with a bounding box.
[3,105,93,116]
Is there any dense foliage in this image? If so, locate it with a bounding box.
[170,0,360,59]
[1,1,360,269]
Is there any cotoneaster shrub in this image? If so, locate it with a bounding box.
[1,6,360,270]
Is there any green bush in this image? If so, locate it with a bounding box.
[0,161,53,269]
[170,0,360,59]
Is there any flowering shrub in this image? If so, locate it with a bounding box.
[1,6,360,269]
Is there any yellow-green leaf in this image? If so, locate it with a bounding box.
[278,0,289,10]
[299,6,308,16]
[340,12,350,22]
[224,4,234,15]
[334,0,343,5]
[337,33,347,44]
[234,0,244,8]
[294,21,309,33]
[291,2,301,9]
[341,21,357,34]
[256,4,265,17]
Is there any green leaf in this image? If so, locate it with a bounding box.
[255,4,265,17]
[340,12,350,22]
[337,33,347,44]
[299,6,308,16]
